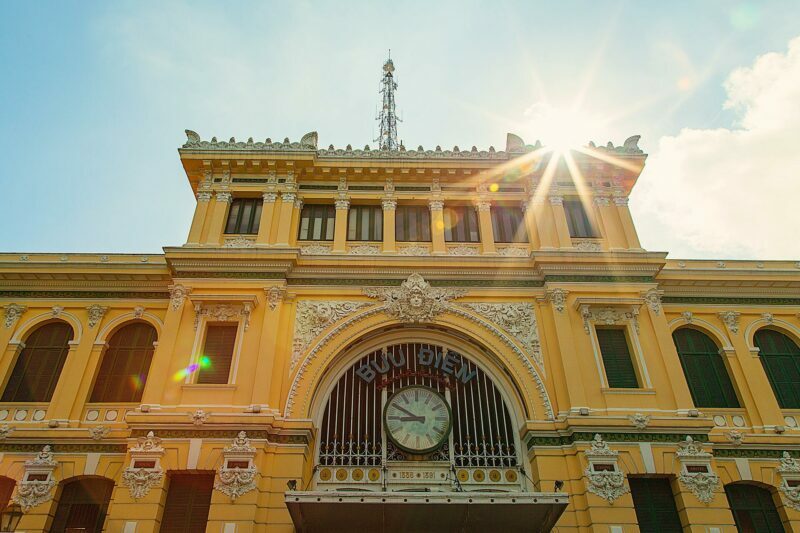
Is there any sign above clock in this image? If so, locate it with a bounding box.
[355,346,477,384]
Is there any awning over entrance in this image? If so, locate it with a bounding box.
[285,490,568,532]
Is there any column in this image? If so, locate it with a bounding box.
[46,338,91,421]
[274,192,297,247]
[332,198,349,253]
[382,198,397,253]
[549,195,573,248]
[532,196,558,248]
[141,288,190,406]
[521,198,542,250]
[728,323,783,428]
[204,191,231,246]
[594,196,625,249]
[429,199,446,254]
[474,199,496,254]
[255,191,278,246]
[614,196,642,249]
[547,290,589,407]
[186,191,212,245]
[288,196,304,248]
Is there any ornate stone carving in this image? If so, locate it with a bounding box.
[215,191,232,203]
[447,245,479,256]
[546,289,569,313]
[194,303,251,331]
[196,191,212,202]
[132,431,163,453]
[266,286,286,311]
[381,198,397,210]
[363,274,466,324]
[215,431,257,500]
[89,425,110,440]
[581,305,639,334]
[462,303,540,357]
[14,446,58,511]
[593,196,611,207]
[122,468,164,500]
[573,240,601,252]
[3,303,26,328]
[682,311,694,323]
[348,244,380,255]
[86,304,108,328]
[281,192,297,203]
[676,437,719,504]
[300,244,332,255]
[613,196,629,206]
[761,312,774,324]
[428,199,444,211]
[133,306,145,318]
[223,237,256,248]
[335,198,350,210]
[190,409,209,426]
[497,247,529,257]
[398,245,430,256]
[642,289,662,315]
[0,425,13,439]
[169,284,191,311]
[778,452,800,511]
[718,311,740,334]
[291,301,370,372]
[51,305,64,317]
[549,195,564,206]
[628,413,650,430]
[726,430,743,446]
[262,191,278,203]
[583,435,628,503]
[473,199,491,212]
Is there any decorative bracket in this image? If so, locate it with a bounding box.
[215,431,258,500]
[121,431,165,500]
[13,446,58,512]
[583,434,629,504]
[676,436,719,504]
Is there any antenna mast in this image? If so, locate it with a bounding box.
[375,53,400,150]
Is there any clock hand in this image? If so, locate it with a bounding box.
[388,415,426,423]
[394,405,418,418]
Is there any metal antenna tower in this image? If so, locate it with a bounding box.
[375,52,400,150]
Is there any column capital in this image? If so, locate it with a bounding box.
[262,191,278,203]
[335,198,350,210]
[593,195,611,207]
[473,198,491,212]
[215,191,232,203]
[382,198,397,210]
[548,195,563,206]
[294,197,304,210]
[428,199,444,211]
[196,191,212,202]
[613,195,629,206]
[281,192,297,203]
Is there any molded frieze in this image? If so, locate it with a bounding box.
[363,273,466,324]
[215,431,258,500]
[583,435,628,504]
[291,301,371,372]
[676,436,719,504]
[462,303,541,363]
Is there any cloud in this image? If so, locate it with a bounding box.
[632,36,800,260]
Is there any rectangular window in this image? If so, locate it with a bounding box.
[224,198,262,234]
[298,204,336,241]
[396,206,431,242]
[443,206,480,242]
[596,328,640,388]
[629,477,683,533]
[196,324,238,384]
[490,206,528,243]
[564,199,598,238]
[347,205,383,241]
[160,473,214,533]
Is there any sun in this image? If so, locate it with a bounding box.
[522,103,609,153]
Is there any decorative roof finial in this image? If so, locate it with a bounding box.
[375,52,401,151]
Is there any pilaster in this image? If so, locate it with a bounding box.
[594,195,625,249]
[549,195,573,248]
[256,190,278,246]
[252,286,286,408]
[429,199,446,254]
[205,191,232,246]
[274,192,297,247]
[614,195,642,249]
[521,198,542,250]
[47,330,95,422]
[186,191,212,245]
[474,199,496,254]
[382,198,397,253]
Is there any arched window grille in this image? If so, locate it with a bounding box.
[90,322,157,403]
[725,483,785,533]
[754,329,800,409]
[318,343,518,469]
[2,322,73,403]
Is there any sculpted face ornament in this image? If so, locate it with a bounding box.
[364,273,466,323]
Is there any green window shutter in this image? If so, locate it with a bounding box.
[596,328,639,388]
[197,324,238,385]
[725,483,786,533]
[160,473,215,533]
[755,329,800,409]
[673,328,740,408]
[629,477,683,533]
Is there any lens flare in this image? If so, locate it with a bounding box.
[172,359,208,382]
[489,183,499,192]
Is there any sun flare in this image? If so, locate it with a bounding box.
[522,103,609,152]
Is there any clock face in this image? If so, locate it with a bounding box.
[384,386,452,454]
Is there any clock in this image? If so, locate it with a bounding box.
[383,385,452,454]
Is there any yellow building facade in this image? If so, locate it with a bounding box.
[0,130,799,532]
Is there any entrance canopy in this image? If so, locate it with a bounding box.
[285,490,567,532]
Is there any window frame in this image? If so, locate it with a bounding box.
[194,322,240,385]
[672,327,741,409]
[490,205,528,243]
[298,204,336,241]
[595,326,641,389]
[395,205,432,242]
[443,205,480,243]
[563,198,599,238]
[347,205,383,241]
[754,328,800,409]
[224,197,263,235]
[89,322,157,403]
[629,476,684,533]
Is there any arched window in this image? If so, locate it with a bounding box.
[725,483,785,532]
[50,477,114,533]
[90,322,157,403]
[672,328,739,408]
[754,329,800,409]
[1,322,73,402]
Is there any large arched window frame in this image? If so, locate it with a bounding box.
[672,327,740,409]
[49,477,114,533]
[1,321,74,403]
[754,328,800,409]
[90,322,157,403]
[725,482,786,533]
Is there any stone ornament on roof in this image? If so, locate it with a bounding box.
[132,431,164,453]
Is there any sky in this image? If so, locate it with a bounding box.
[1,1,799,260]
